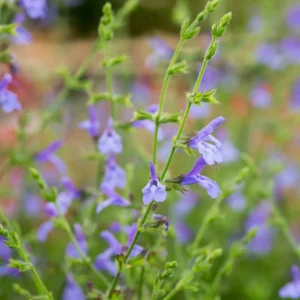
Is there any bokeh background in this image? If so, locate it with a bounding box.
[0,0,300,299]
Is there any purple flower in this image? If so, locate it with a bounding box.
[22,194,42,216]
[245,201,274,254]
[133,104,164,140]
[217,129,239,163]
[145,38,173,68]
[12,13,32,45]
[173,192,197,219]
[280,37,300,64]
[94,248,117,276]
[61,177,82,199]
[78,105,100,138]
[227,189,246,212]
[179,157,221,199]
[37,220,54,242]
[19,0,47,19]
[199,65,221,91]
[35,140,66,175]
[188,116,225,165]
[255,43,284,69]
[0,237,18,277]
[175,221,193,244]
[66,224,87,258]
[279,265,300,299]
[285,5,300,31]
[131,79,152,105]
[0,73,22,113]
[189,103,212,119]
[96,185,130,214]
[290,78,300,110]
[250,82,272,108]
[142,161,167,205]
[63,274,85,300]
[98,119,122,154]
[248,14,264,34]
[102,154,126,189]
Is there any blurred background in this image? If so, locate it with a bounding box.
[0,0,300,299]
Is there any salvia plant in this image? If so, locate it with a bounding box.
[0,0,300,299]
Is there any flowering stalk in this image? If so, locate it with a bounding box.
[0,215,53,299]
[152,0,221,164]
[108,10,232,296]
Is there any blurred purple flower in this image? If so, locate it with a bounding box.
[133,104,163,141]
[131,79,152,105]
[285,5,300,31]
[279,265,300,299]
[0,237,18,277]
[245,201,274,254]
[0,73,22,113]
[290,78,300,110]
[217,129,240,163]
[96,184,130,214]
[250,82,272,108]
[199,65,221,91]
[179,157,221,199]
[61,176,82,199]
[66,224,87,258]
[35,140,66,175]
[102,154,126,189]
[248,14,264,34]
[109,221,122,233]
[22,194,42,216]
[12,13,32,45]
[189,103,212,119]
[142,161,167,205]
[19,0,47,19]
[94,248,117,276]
[255,43,284,69]
[37,220,54,242]
[188,116,225,165]
[78,105,100,138]
[63,274,85,300]
[98,119,122,154]
[175,221,193,244]
[280,37,300,64]
[173,192,197,219]
[146,38,173,68]
[227,189,246,212]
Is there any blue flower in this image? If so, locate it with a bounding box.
[19,0,47,19]
[63,274,85,300]
[66,224,87,258]
[255,43,284,69]
[133,104,164,141]
[179,157,221,199]
[188,116,225,165]
[279,265,300,299]
[245,201,274,255]
[145,38,173,68]
[285,4,300,31]
[0,74,22,113]
[12,13,32,45]
[78,105,100,138]
[102,154,126,189]
[290,78,300,110]
[98,119,122,154]
[142,161,167,205]
[96,184,130,214]
[250,82,272,108]
[35,140,66,175]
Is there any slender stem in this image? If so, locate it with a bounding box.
[191,194,224,250]
[104,43,116,121]
[160,36,216,180]
[18,246,53,299]
[162,271,193,300]
[152,39,185,164]
[137,267,145,300]
[271,202,300,262]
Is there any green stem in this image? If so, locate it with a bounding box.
[271,202,300,262]
[104,43,116,121]
[18,246,53,299]
[160,36,216,180]
[138,267,145,300]
[152,39,185,164]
